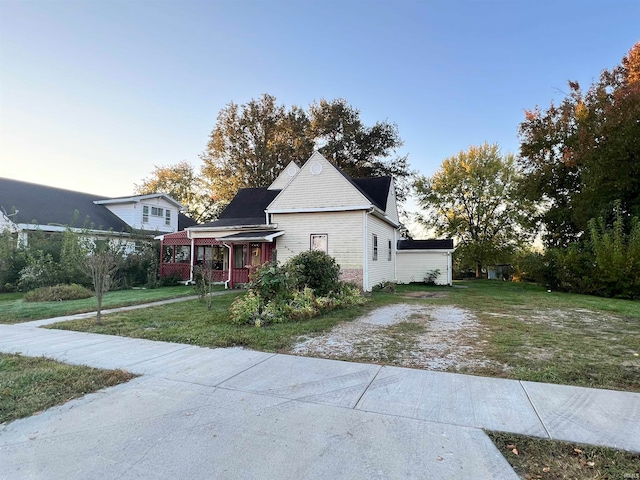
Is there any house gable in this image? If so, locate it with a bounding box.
[266,152,372,213]
[268,161,300,190]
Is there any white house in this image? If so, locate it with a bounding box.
[0,177,194,250]
[158,152,454,290]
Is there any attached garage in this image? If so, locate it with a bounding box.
[396,239,454,286]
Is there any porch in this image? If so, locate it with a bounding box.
[159,230,279,288]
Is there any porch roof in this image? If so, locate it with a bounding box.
[219,230,284,242]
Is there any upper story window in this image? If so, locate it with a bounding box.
[165,209,171,226]
[143,206,149,223]
[151,207,163,217]
[372,234,378,261]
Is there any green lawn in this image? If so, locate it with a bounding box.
[0,285,199,324]
[47,280,640,392]
[0,353,136,424]
[49,291,393,352]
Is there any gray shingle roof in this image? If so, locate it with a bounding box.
[0,177,131,232]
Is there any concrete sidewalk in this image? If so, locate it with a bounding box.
[1,323,639,479]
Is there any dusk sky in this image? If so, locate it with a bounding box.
[1,0,638,209]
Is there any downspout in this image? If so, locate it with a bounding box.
[223,242,232,289]
[187,229,195,284]
[393,228,397,282]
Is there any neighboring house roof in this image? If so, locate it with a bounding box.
[219,231,284,242]
[397,239,454,250]
[0,177,131,232]
[94,193,183,209]
[192,188,280,229]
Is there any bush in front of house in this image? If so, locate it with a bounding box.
[286,250,341,297]
[24,284,94,302]
[229,251,364,327]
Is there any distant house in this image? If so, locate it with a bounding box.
[0,177,195,250]
[158,152,454,290]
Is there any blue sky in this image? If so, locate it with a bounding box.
[1,0,638,203]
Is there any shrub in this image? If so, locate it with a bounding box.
[286,250,340,296]
[372,281,397,293]
[249,262,291,302]
[424,269,441,285]
[229,291,263,325]
[159,273,182,287]
[24,284,94,302]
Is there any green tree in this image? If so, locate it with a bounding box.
[309,99,412,203]
[200,94,413,205]
[519,41,640,247]
[414,143,534,278]
[135,161,219,223]
[200,94,313,204]
[85,242,122,324]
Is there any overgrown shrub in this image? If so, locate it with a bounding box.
[229,256,364,327]
[372,281,397,293]
[287,250,341,296]
[24,284,94,302]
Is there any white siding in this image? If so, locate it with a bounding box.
[396,251,452,285]
[272,211,363,270]
[366,214,396,289]
[384,180,400,225]
[267,152,370,211]
[106,198,179,232]
[268,161,300,190]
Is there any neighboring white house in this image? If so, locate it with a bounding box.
[0,177,193,250]
[158,152,454,290]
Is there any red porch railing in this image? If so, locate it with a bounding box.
[160,263,191,281]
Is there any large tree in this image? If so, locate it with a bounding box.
[200,94,412,205]
[135,161,219,223]
[310,99,411,203]
[200,94,314,204]
[519,42,640,247]
[414,143,534,277]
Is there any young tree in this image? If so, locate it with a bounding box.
[519,41,640,247]
[414,143,534,278]
[135,161,219,223]
[85,244,121,324]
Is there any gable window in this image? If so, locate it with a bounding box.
[151,206,163,217]
[310,234,328,253]
[143,206,149,223]
[372,234,378,261]
[165,209,171,226]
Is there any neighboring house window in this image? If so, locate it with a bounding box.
[372,234,378,261]
[143,206,149,223]
[388,239,392,261]
[151,207,163,217]
[163,245,174,263]
[165,209,171,226]
[310,234,328,253]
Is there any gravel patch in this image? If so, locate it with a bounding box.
[290,303,501,371]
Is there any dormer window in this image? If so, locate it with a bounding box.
[151,207,163,217]
[165,209,171,226]
[143,206,149,223]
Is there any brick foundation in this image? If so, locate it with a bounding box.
[340,269,363,289]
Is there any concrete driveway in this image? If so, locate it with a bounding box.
[1,323,639,479]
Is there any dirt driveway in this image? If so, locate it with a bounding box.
[290,301,502,371]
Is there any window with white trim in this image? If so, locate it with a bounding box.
[388,239,392,261]
[310,234,328,253]
[151,206,163,217]
[165,209,171,226]
[142,206,149,223]
[372,234,378,261]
